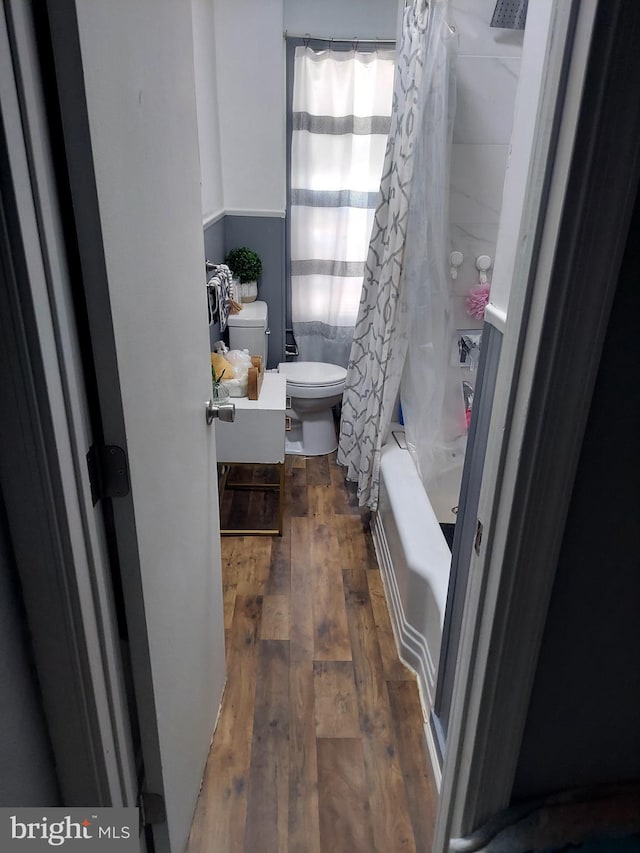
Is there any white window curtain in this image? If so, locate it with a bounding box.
[290,45,395,366]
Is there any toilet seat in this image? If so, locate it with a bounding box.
[278,361,347,399]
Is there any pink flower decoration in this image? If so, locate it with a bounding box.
[466,283,490,320]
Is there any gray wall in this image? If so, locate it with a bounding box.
[225,216,285,368]
[203,215,225,265]
[0,498,60,806]
[511,195,640,802]
[205,215,286,367]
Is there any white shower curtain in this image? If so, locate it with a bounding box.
[290,46,395,366]
[338,0,461,508]
[401,1,465,492]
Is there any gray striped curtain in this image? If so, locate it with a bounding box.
[338,0,459,510]
[290,46,394,366]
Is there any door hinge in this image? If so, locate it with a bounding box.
[86,444,130,506]
[138,792,167,826]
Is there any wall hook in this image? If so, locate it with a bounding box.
[450,250,464,279]
[476,254,492,284]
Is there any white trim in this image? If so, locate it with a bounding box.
[371,514,438,705]
[433,1,598,849]
[425,720,443,791]
[202,208,225,228]
[371,513,443,793]
[225,207,286,219]
[203,209,288,226]
[483,304,506,335]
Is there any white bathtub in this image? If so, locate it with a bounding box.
[372,431,463,782]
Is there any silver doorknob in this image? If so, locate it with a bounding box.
[205,400,236,425]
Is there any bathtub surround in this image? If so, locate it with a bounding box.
[374,441,453,785]
[449,0,523,329]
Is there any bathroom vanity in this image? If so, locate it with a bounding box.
[215,371,287,535]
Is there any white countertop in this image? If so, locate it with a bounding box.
[228,372,286,410]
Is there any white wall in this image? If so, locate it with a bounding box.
[209,0,397,216]
[192,0,225,223]
[200,0,520,292]
[213,0,286,214]
[283,0,397,39]
[449,0,523,329]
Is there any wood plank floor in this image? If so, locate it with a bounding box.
[187,452,438,853]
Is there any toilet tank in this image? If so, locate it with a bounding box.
[227,300,269,366]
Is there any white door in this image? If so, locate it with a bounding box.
[45,3,226,852]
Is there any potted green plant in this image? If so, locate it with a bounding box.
[224,246,262,303]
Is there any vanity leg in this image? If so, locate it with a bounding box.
[278,461,285,536]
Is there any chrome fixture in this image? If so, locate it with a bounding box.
[490,0,528,30]
[205,400,235,425]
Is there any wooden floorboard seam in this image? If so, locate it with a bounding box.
[187,454,437,853]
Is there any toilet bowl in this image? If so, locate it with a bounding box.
[277,361,347,456]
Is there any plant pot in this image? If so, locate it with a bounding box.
[239,281,258,303]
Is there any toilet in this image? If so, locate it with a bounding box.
[277,361,347,456]
[226,300,269,365]
[227,301,346,456]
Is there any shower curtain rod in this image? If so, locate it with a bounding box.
[284,31,395,46]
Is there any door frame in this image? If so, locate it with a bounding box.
[434,0,640,848]
[0,0,138,809]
